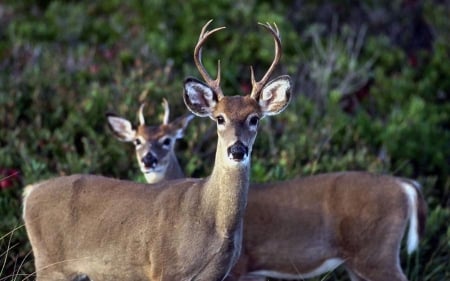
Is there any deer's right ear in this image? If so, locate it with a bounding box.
[106,113,136,142]
[183,77,218,117]
[258,75,292,117]
[171,114,194,139]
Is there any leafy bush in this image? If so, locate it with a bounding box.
[1,1,448,280]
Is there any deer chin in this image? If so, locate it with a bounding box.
[225,154,250,167]
[139,160,170,183]
[140,165,165,174]
[143,171,165,184]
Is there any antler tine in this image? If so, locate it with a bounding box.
[138,103,146,125]
[162,98,170,125]
[250,22,282,99]
[194,19,226,98]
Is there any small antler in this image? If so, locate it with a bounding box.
[138,103,146,125]
[162,98,170,125]
[194,19,226,98]
[250,22,282,99]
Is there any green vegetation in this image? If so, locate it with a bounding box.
[1,1,448,280]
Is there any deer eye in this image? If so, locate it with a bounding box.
[134,139,142,146]
[162,138,171,146]
[216,115,225,125]
[249,116,259,126]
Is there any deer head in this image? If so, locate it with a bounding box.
[183,20,291,169]
[106,99,193,183]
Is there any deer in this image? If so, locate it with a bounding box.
[22,20,292,281]
[110,30,427,281]
[106,98,193,183]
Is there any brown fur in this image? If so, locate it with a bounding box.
[24,175,242,280]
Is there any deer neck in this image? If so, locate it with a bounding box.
[165,152,185,179]
[203,139,250,237]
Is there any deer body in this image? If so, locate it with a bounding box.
[23,21,292,281]
[24,175,241,281]
[229,172,426,281]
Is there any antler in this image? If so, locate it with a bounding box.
[138,103,146,125]
[250,22,282,99]
[162,98,170,125]
[194,19,226,98]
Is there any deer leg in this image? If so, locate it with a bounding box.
[342,220,408,281]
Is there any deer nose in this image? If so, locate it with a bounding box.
[142,153,158,168]
[227,141,248,162]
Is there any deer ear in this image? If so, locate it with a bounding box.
[183,77,219,117]
[171,113,194,139]
[106,113,136,142]
[258,75,292,116]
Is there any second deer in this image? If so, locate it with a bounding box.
[106,99,193,183]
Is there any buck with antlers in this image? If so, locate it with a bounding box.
[22,20,291,281]
[106,99,193,183]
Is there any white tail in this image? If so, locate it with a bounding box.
[401,180,423,254]
[23,20,291,281]
[106,99,193,183]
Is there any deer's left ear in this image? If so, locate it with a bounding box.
[257,75,292,116]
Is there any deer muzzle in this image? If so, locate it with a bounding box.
[142,152,158,169]
[227,141,249,162]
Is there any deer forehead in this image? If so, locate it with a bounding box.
[214,96,261,121]
[136,125,170,141]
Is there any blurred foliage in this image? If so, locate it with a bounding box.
[0,0,449,280]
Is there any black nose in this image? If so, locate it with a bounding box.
[227,141,248,161]
[142,153,158,168]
